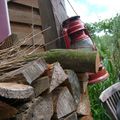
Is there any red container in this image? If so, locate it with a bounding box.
[62,16,94,49]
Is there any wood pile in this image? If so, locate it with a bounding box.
[0,49,100,120]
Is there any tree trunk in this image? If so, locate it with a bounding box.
[0,83,34,99]
[25,49,100,73]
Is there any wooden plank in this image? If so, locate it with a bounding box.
[12,0,39,8]
[38,0,59,49]
[52,87,76,119]
[9,9,41,26]
[0,101,18,120]
[11,23,44,45]
[0,83,34,99]
[49,62,68,92]
[31,76,50,97]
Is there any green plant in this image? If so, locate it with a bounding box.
[87,14,120,120]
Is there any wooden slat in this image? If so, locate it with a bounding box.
[11,23,44,45]
[99,82,120,102]
[12,0,39,8]
[38,0,59,49]
[9,9,41,26]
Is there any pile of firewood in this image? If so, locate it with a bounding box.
[0,49,100,120]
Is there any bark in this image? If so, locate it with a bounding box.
[25,49,100,73]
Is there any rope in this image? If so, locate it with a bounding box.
[66,0,78,16]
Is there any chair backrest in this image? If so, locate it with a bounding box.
[99,82,120,120]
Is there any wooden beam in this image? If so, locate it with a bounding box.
[38,0,68,49]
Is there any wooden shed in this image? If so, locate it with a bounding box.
[1,0,44,51]
[4,0,68,51]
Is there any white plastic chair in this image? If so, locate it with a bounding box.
[99,82,120,120]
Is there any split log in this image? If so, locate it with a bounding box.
[52,87,76,119]
[0,101,18,120]
[25,49,100,73]
[49,62,68,92]
[16,95,53,120]
[0,83,34,99]
[59,112,78,120]
[64,70,81,105]
[79,115,93,120]
[77,91,91,116]
[31,76,50,97]
[77,73,89,93]
[0,59,47,84]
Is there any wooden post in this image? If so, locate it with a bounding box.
[38,0,68,49]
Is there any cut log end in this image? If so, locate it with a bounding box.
[0,83,34,99]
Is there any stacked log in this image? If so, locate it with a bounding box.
[0,49,100,119]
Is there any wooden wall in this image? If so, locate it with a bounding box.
[8,0,44,47]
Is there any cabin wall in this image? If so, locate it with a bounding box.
[7,0,44,48]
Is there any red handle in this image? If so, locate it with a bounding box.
[63,28,71,49]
